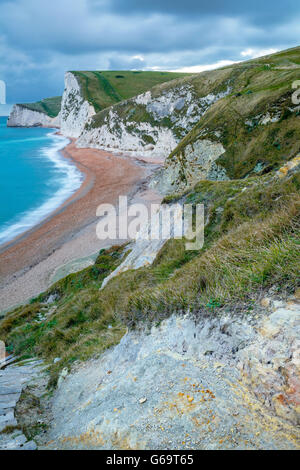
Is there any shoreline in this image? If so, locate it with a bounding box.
[0,136,92,255]
[0,139,162,313]
[0,134,86,254]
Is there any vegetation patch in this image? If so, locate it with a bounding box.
[0,245,128,386]
[18,96,62,118]
[0,425,21,435]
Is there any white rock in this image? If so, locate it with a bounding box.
[57,367,69,388]
[77,85,231,160]
[60,72,96,138]
[7,105,60,128]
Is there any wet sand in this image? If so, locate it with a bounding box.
[0,141,162,312]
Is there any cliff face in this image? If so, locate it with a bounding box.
[6,70,192,137]
[60,72,96,138]
[7,104,61,128]
[151,139,229,195]
[6,73,93,135]
[44,299,300,449]
[76,73,232,158]
[153,65,300,194]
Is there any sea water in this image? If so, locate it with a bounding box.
[0,116,82,246]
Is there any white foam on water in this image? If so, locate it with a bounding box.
[0,131,83,245]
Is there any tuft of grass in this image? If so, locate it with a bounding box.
[0,425,21,435]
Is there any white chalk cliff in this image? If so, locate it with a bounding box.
[7,72,95,136]
[60,72,96,138]
[7,105,61,128]
[77,85,230,159]
[7,72,230,163]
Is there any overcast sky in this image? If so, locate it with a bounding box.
[0,0,299,103]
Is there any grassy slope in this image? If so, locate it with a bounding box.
[72,70,193,113]
[88,66,238,132]
[1,47,299,384]
[1,168,299,385]
[18,96,62,118]
[0,246,128,386]
[167,46,300,182]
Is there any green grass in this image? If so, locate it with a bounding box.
[18,96,62,118]
[0,425,21,435]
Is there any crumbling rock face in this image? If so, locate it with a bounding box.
[151,139,229,195]
[77,86,231,159]
[41,298,299,449]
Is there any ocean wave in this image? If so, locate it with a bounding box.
[0,131,83,246]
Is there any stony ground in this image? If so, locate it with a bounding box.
[39,298,299,450]
[0,359,43,450]
[1,297,299,450]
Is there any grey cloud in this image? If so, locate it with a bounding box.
[97,0,300,25]
[0,0,299,103]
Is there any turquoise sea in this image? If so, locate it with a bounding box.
[0,116,82,246]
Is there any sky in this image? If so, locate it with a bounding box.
[0,0,299,104]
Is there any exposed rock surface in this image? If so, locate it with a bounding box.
[78,109,178,159]
[277,155,300,178]
[239,299,300,425]
[7,105,60,128]
[6,72,95,135]
[41,298,299,450]
[152,139,229,195]
[60,72,96,138]
[0,359,43,450]
[77,85,230,159]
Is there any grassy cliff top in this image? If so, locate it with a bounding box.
[18,96,62,118]
[71,70,194,112]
